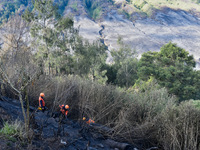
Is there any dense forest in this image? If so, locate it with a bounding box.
[1,0,200,24]
[0,0,68,24]
[0,0,200,149]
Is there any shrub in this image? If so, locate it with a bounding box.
[28,75,127,125]
[71,2,77,11]
[0,120,25,138]
[190,100,200,109]
[92,7,101,20]
[27,75,200,149]
[157,101,200,150]
[113,82,177,148]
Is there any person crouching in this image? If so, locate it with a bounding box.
[83,117,95,125]
[59,104,69,123]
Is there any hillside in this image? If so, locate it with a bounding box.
[121,0,200,15]
[0,1,200,150]
[63,0,200,68]
[0,0,200,67]
[0,97,136,150]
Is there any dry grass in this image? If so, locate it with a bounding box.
[157,101,200,150]
[4,74,200,149]
[144,0,200,10]
[118,0,200,17]
[28,75,127,124]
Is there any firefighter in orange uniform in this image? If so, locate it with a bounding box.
[83,117,95,125]
[38,93,46,112]
[59,104,69,123]
[59,104,69,117]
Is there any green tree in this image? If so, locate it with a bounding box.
[83,0,101,20]
[138,42,200,101]
[0,0,30,25]
[116,58,138,87]
[23,0,77,75]
[23,0,60,74]
[158,42,195,67]
[56,0,69,15]
[137,51,158,80]
[101,64,117,84]
[110,37,138,87]
[73,38,107,83]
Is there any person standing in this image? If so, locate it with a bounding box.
[38,93,46,112]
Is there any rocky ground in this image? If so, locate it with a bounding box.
[65,0,200,68]
[0,97,141,150]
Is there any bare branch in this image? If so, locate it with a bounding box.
[0,66,20,94]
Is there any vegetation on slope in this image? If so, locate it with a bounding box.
[0,0,28,24]
[0,0,68,24]
[138,42,200,101]
[83,0,102,20]
[131,0,200,10]
[1,0,200,24]
[0,120,25,138]
[115,0,200,17]
[0,0,200,149]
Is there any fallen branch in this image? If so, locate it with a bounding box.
[105,139,133,150]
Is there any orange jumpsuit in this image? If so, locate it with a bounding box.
[59,105,69,116]
[39,96,45,112]
[86,118,95,124]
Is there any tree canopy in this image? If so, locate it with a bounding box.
[138,42,200,101]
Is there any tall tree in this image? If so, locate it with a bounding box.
[23,0,60,74]
[138,42,200,101]
[110,37,138,87]
[23,0,77,75]
[0,15,39,134]
[73,37,107,83]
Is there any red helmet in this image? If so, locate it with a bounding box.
[65,105,69,109]
[40,93,45,97]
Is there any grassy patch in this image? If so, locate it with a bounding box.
[122,9,131,19]
[122,0,200,17]
[71,2,78,11]
[84,0,102,20]
[0,120,24,138]
[191,100,200,109]
[92,7,102,19]
[0,122,18,136]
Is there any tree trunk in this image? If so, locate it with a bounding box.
[1,83,6,96]
[25,89,30,129]
[19,93,28,133]
[105,139,132,150]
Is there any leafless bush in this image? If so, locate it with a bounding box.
[111,85,177,148]
[0,15,39,134]
[28,75,127,124]
[27,75,200,149]
[157,101,200,150]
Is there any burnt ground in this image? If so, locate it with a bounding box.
[0,97,137,150]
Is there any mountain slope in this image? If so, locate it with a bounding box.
[64,0,200,68]
[0,0,200,68]
[0,97,136,150]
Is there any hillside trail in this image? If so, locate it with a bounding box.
[0,96,137,150]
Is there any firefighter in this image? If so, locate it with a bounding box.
[59,104,69,117]
[83,117,95,125]
[38,93,46,112]
[59,104,69,123]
